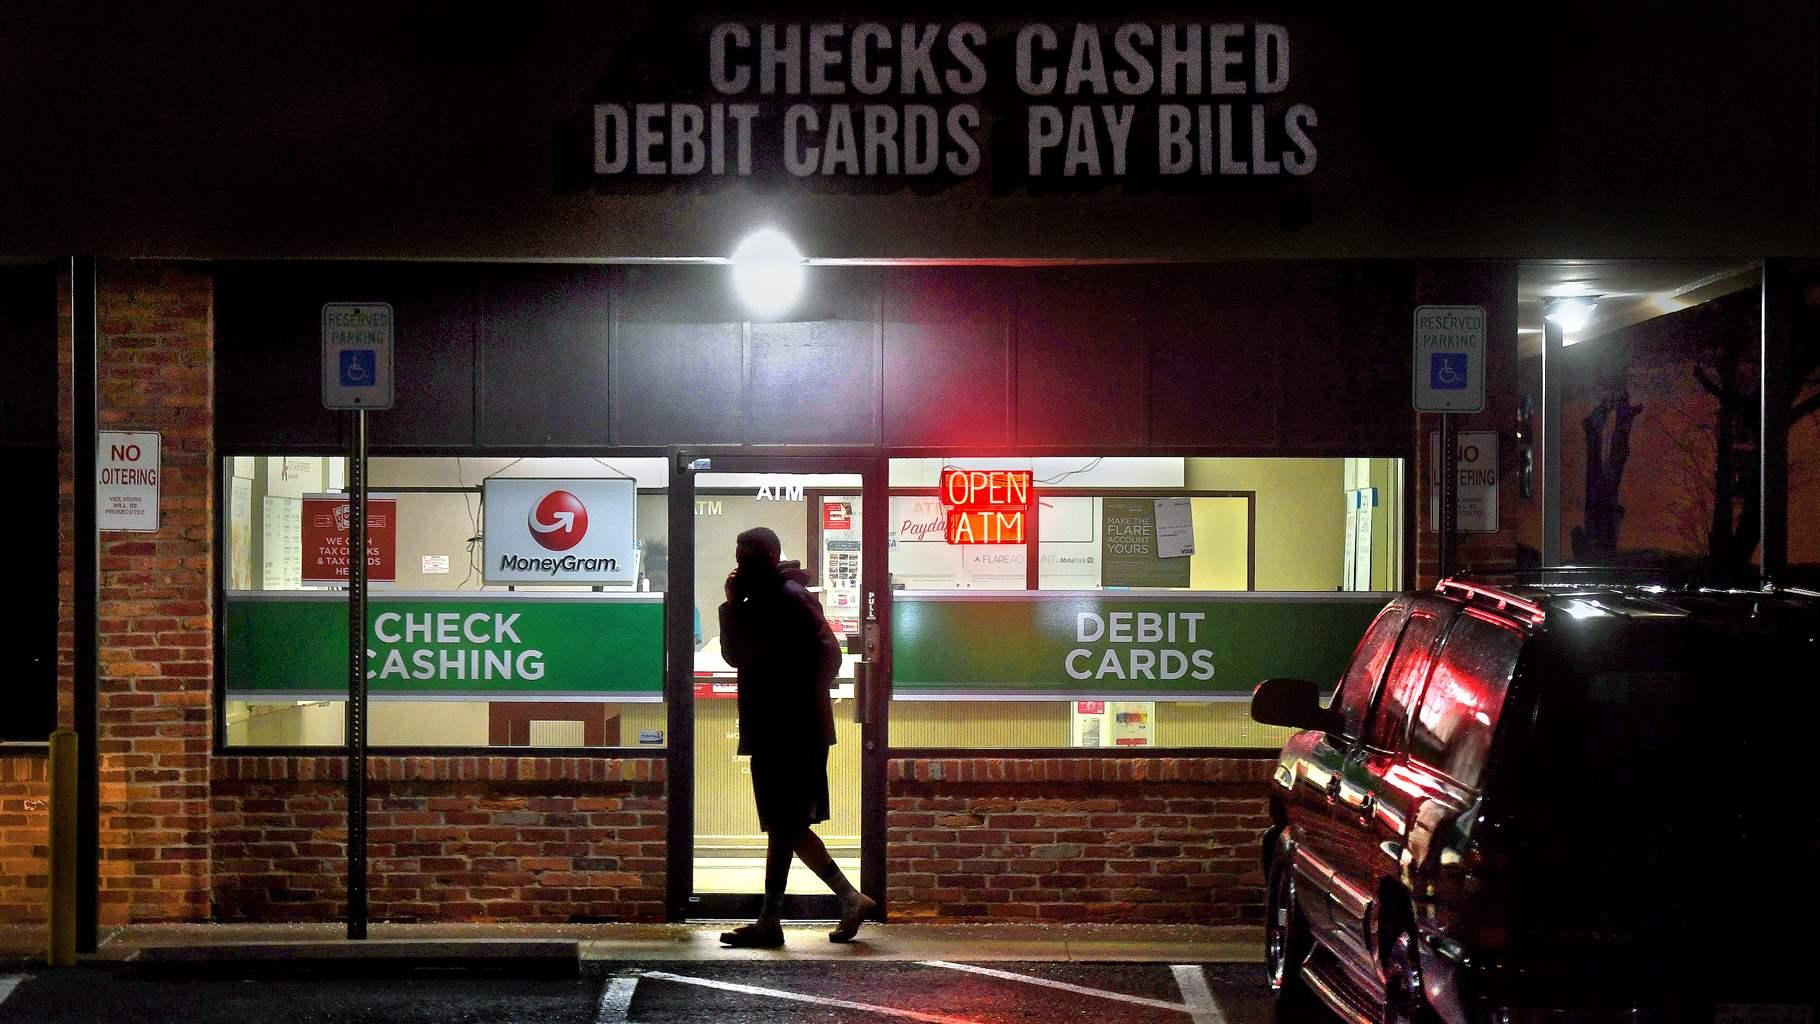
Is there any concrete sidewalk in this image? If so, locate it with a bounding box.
[1,921,1263,970]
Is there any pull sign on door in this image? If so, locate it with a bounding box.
[322,302,395,410]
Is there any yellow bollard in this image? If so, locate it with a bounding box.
[46,729,76,968]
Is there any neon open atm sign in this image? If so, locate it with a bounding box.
[939,469,1031,545]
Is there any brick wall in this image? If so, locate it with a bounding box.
[48,261,217,924]
[210,757,666,923]
[0,758,50,925]
[885,757,1272,925]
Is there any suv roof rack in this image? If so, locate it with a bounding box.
[1495,565,1764,589]
[1435,578,1547,625]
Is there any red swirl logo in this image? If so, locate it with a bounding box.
[528,490,588,551]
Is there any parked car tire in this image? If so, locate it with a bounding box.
[1265,839,1315,1009]
[1382,926,1440,1024]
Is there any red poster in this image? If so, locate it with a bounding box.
[302,495,397,583]
[823,501,852,530]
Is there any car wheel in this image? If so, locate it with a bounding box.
[1382,927,1439,1024]
[1265,845,1314,1007]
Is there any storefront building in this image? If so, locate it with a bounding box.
[2,7,1816,932]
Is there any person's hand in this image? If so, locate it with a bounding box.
[724,570,740,602]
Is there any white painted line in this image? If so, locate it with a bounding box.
[595,975,638,1024]
[919,960,1190,1013]
[0,975,27,1007]
[640,970,985,1024]
[1171,965,1228,1024]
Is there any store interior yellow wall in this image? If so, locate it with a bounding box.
[1184,458,1347,591]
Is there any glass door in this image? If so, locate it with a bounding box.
[667,454,885,922]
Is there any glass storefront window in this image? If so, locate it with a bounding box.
[220,456,669,749]
[886,456,1405,750]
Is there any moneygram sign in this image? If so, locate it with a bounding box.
[484,478,637,585]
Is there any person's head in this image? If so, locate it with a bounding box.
[735,526,782,573]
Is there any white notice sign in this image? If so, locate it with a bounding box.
[1429,431,1500,534]
[422,555,451,575]
[97,431,160,532]
[1153,498,1195,558]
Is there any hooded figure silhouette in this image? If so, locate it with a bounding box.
[717,526,872,947]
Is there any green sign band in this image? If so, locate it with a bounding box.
[890,590,1388,700]
[224,591,664,701]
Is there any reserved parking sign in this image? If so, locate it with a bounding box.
[1412,305,1485,413]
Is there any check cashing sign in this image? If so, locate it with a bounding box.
[224,591,663,701]
[891,591,1388,700]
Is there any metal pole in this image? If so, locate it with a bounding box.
[1439,413,1458,578]
[70,256,99,953]
[1760,258,1792,585]
[47,729,77,967]
[664,450,697,921]
[1540,320,1565,565]
[346,409,369,939]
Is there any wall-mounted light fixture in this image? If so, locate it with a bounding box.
[730,227,804,318]
[1543,296,1599,336]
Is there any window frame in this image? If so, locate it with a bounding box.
[212,449,673,758]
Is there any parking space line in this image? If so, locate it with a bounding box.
[640,970,986,1024]
[918,960,1190,1013]
[1169,966,1227,1024]
[0,976,26,1007]
[595,976,638,1024]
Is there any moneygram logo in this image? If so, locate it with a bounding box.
[529,490,588,551]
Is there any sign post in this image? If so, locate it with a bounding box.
[322,303,393,940]
[1413,306,1486,579]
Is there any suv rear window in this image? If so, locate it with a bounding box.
[1407,612,1522,787]
[1330,603,1408,739]
[1366,611,1445,750]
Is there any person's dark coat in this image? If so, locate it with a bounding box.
[719,560,841,757]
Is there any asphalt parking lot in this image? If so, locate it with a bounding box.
[0,960,1309,1024]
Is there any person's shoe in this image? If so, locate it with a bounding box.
[719,920,785,948]
[828,891,876,943]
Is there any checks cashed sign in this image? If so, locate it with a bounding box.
[483,478,637,585]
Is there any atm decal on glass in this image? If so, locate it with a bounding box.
[939,469,1031,545]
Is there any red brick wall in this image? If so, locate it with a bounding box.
[886,758,1272,925]
[210,757,666,923]
[46,261,217,924]
[0,757,50,925]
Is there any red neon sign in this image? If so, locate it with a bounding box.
[939,469,1032,510]
[945,508,1026,544]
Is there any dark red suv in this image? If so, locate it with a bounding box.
[1252,577,1819,1023]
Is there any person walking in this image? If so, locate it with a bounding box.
[716,526,876,948]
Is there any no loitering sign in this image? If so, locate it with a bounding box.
[97,430,160,532]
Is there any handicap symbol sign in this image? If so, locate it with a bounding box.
[339,349,377,387]
[1430,352,1469,391]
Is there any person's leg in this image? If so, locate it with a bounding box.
[795,829,875,942]
[719,827,796,948]
[761,827,798,922]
